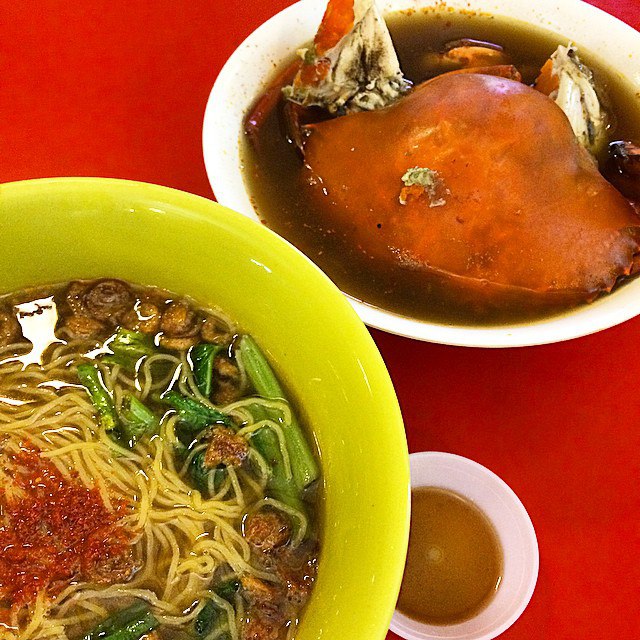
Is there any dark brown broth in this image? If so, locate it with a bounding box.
[241,9,640,326]
[397,487,503,625]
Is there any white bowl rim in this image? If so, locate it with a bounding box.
[203,0,640,348]
[389,451,539,640]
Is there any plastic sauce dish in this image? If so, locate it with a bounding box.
[391,452,539,640]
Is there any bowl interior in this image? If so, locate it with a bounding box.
[203,0,640,347]
[0,177,410,640]
[390,452,539,640]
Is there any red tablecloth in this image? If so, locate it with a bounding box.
[3,1,640,638]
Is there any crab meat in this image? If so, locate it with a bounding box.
[535,45,606,156]
[283,0,410,113]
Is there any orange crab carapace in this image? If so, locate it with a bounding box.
[244,2,640,323]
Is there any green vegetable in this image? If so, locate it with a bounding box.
[78,364,158,446]
[189,450,226,496]
[194,599,224,638]
[161,390,234,433]
[77,363,118,432]
[215,577,240,603]
[82,601,159,640]
[103,328,157,370]
[248,403,303,512]
[239,335,319,491]
[193,581,238,638]
[191,343,224,397]
[120,394,158,445]
[237,335,284,399]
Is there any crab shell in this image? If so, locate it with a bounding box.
[301,72,640,313]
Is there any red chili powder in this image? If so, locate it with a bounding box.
[0,445,134,607]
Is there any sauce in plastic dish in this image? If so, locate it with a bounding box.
[397,487,503,625]
[390,452,538,640]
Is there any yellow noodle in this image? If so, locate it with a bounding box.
[179,442,208,475]
[247,421,293,481]
[226,466,245,508]
[237,466,267,499]
[19,593,48,640]
[76,600,108,618]
[39,440,103,457]
[0,323,312,640]
[262,497,309,546]
[138,354,181,400]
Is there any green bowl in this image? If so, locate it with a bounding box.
[0,177,409,639]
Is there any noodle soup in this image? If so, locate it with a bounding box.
[0,279,320,640]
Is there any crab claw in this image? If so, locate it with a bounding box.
[420,38,511,74]
[283,0,410,114]
[535,44,606,156]
[604,140,640,203]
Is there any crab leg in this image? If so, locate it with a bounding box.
[283,0,410,114]
[244,59,302,144]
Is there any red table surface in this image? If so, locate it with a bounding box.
[2,1,640,638]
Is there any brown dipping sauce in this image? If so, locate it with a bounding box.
[397,487,503,625]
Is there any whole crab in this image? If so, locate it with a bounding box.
[247,0,640,317]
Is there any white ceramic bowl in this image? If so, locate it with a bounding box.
[390,452,539,640]
[203,0,640,347]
